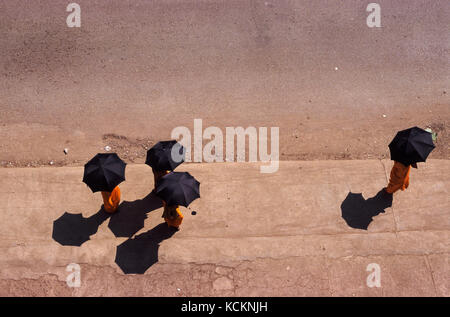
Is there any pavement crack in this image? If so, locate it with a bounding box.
[423,254,438,296]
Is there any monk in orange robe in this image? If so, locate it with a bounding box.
[385,161,416,194]
[101,186,121,213]
[152,168,170,188]
[162,201,184,229]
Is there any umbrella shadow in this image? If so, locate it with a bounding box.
[107,191,163,238]
[52,208,111,246]
[341,189,393,230]
[115,223,177,274]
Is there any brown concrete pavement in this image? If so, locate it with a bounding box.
[0,160,448,296]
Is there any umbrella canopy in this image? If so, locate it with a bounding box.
[145,140,185,172]
[83,153,126,192]
[155,172,200,207]
[389,127,435,166]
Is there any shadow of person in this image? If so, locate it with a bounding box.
[52,208,110,246]
[108,191,163,238]
[115,223,177,274]
[341,189,393,230]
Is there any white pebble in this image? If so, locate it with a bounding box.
[104,146,111,152]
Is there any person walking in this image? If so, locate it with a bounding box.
[101,185,121,213]
[152,168,170,187]
[162,201,184,229]
[385,162,416,194]
[145,140,185,189]
[156,172,200,230]
[385,127,435,194]
[83,153,126,214]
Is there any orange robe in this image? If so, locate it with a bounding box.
[153,169,170,188]
[386,161,411,194]
[101,186,121,213]
[162,201,184,229]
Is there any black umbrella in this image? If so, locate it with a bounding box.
[389,127,435,166]
[83,153,126,192]
[145,140,185,171]
[155,172,200,207]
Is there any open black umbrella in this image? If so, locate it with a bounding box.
[83,153,126,192]
[145,140,185,171]
[155,172,200,207]
[389,127,435,166]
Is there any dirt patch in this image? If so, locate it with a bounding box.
[101,133,157,163]
[0,133,158,168]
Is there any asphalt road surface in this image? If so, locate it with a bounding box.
[0,0,449,166]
